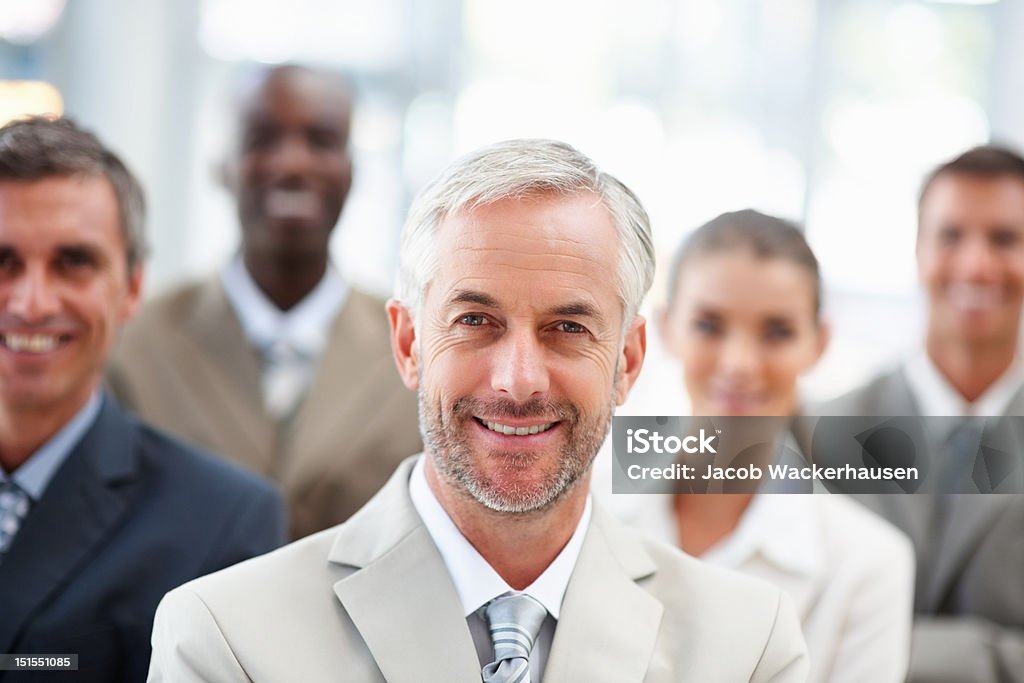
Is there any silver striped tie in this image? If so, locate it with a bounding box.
[482,593,548,683]
[0,480,31,560]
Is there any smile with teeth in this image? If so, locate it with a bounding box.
[478,418,557,436]
[947,283,1004,311]
[265,188,319,220]
[0,333,66,353]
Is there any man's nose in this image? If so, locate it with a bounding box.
[952,235,999,281]
[6,268,61,322]
[490,329,551,402]
[269,134,317,179]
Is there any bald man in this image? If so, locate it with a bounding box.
[109,65,421,539]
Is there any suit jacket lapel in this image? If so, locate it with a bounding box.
[880,370,1020,610]
[1004,385,1024,416]
[0,397,141,652]
[924,494,1007,610]
[183,278,273,464]
[290,290,393,461]
[875,368,922,416]
[328,458,481,683]
[545,505,663,682]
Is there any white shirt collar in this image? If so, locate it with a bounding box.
[701,494,822,577]
[622,492,821,579]
[903,349,1024,416]
[1,392,102,501]
[220,255,348,356]
[408,455,592,619]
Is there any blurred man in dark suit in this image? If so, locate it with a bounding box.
[0,117,285,682]
[108,65,421,539]
[825,145,1024,683]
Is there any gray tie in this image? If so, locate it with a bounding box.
[0,480,31,561]
[482,593,548,683]
[262,338,314,418]
[942,420,982,493]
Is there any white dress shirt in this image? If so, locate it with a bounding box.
[1,392,102,500]
[903,350,1023,417]
[220,256,348,416]
[408,456,592,682]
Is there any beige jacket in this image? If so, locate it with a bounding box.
[108,277,421,539]
[148,457,809,683]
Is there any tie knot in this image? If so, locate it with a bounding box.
[0,480,30,514]
[265,338,309,364]
[946,420,983,462]
[942,420,985,492]
[482,593,547,682]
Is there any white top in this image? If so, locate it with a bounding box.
[220,255,348,359]
[221,256,348,415]
[409,456,592,682]
[903,350,1023,417]
[604,490,914,683]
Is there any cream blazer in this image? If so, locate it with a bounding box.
[148,457,809,682]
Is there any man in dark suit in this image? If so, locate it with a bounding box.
[108,64,421,540]
[0,117,286,682]
[824,145,1024,682]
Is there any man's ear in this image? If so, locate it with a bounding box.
[813,318,831,366]
[387,298,419,391]
[121,264,145,322]
[615,314,647,405]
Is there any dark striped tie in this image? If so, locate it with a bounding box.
[0,480,31,561]
[482,593,548,683]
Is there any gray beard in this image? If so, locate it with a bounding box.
[418,387,617,515]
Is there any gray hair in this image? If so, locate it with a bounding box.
[397,139,655,325]
[0,116,147,271]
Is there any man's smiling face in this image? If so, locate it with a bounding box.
[393,192,644,514]
[0,175,141,416]
[917,173,1024,348]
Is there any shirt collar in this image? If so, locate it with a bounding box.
[904,349,1024,417]
[700,494,822,578]
[1,392,102,501]
[220,255,348,356]
[408,455,592,619]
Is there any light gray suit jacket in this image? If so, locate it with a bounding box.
[107,277,422,540]
[822,368,1024,683]
[148,457,809,682]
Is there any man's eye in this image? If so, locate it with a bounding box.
[938,228,961,246]
[763,321,795,342]
[55,250,96,271]
[0,249,19,272]
[693,318,721,336]
[991,229,1021,248]
[458,314,489,327]
[555,321,587,334]
[308,128,343,150]
[243,128,278,151]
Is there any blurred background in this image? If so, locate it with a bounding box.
[2,0,1023,410]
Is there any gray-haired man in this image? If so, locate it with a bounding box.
[149,139,808,682]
